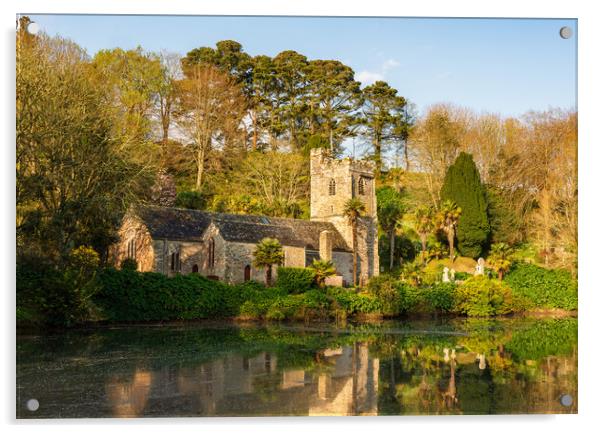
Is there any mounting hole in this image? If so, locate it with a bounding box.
[26,398,39,411]
[559,26,573,39]
[560,394,573,407]
[26,22,40,35]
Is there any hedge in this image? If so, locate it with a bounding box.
[276,267,316,294]
[504,263,577,310]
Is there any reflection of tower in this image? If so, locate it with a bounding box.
[105,369,152,418]
[353,342,379,415]
[308,343,379,416]
[310,148,379,282]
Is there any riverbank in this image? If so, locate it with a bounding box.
[17,262,578,328]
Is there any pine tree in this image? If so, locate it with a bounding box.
[440,152,490,258]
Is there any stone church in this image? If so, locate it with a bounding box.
[111,148,379,286]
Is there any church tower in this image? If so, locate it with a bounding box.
[310,148,379,283]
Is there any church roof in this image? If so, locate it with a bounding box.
[134,206,352,252]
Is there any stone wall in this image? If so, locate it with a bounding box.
[200,223,227,279]
[110,214,155,272]
[150,223,227,279]
[152,239,204,277]
[331,251,353,286]
[223,242,306,284]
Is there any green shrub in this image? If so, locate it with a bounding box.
[453,276,513,317]
[365,275,420,315]
[422,282,455,313]
[504,263,577,310]
[276,267,316,294]
[327,287,382,314]
[266,295,305,320]
[17,247,104,327]
[95,269,243,321]
[17,262,62,326]
[120,258,138,271]
[366,275,401,315]
[454,271,470,281]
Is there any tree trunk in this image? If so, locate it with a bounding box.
[252,111,258,151]
[498,270,504,281]
[162,122,169,145]
[420,234,427,264]
[352,222,358,286]
[447,228,455,261]
[389,228,396,270]
[266,265,272,287]
[374,137,382,174]
[195,140,206,191]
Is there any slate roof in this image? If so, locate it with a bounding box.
[134,205,352,252]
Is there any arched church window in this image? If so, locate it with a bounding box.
[244,265,251,282]
[358,177,365,195]
[127,239,136,259]
[170,250,181,272]
[328,179,336,195]
[208,238,215,268]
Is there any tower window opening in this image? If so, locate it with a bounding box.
[328,179,336,195]
[358,177,365,195]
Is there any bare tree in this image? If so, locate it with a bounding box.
[175,64,246,190]
[156,50,182,145]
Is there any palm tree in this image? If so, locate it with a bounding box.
[437,200,462,261]
[488,242,514,280]
[377,186,406,271]
[310,259,336,288]
[344,198,366,286]
[413,205,435,263]
[253,237,284,286]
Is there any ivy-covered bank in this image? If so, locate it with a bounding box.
[17,258,577,327]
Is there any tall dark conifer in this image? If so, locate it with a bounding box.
[440,152,490,258]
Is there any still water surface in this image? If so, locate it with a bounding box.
[17,317,577,417]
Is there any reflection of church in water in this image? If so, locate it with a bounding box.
[104,342,379,417]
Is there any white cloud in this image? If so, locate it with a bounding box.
[382,58,400,72]
[356,70,385,85]
[356,58,400,86]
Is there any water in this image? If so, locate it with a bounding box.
[16,317,577,418]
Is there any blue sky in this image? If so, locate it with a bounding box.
[25,14,577,117]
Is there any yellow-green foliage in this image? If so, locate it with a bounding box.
[454,276,513,317]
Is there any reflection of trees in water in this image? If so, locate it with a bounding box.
[374,318,577,415]
[17,318,577,417]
